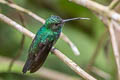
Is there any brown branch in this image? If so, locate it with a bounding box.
[0,0,80,56]
[0,56,80,80]
[8,35,25,71]
[7,0,26,70]
[103,38,111,61]
[0,13,96,80]
[70,0,120,23]
[86,30,107,72]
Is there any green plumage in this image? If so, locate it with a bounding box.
[29,26,60,53]
[23,15,62,73]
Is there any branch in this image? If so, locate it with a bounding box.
[0,13,96,80]
[8,33,25,71]
[108,0,120,9]
[67,0,120,77]
[0,0,80,56]
[112,20,120,31]
[0,0,45,23]
[8,12,26,71]
[108,20,120,80]
[60,33,80,55]
[99,16,120,80]
[86,30,107,72]
[0,56,80,80]
[51,48,96,80]
[70,0,120,23]
[91,67,111,80]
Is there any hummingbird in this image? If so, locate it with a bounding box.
[22,15,89,73]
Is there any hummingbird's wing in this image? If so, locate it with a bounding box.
[22,39,54,73]
[30,40,54,73]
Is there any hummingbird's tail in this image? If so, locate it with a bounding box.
[22,57,32,74]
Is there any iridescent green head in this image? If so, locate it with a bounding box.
[45,15,90,30]
[45,15,62,25]
[45,15,63,30]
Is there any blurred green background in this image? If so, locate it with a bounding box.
[0,0,117,80]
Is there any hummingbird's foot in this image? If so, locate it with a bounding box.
[51,48,57,54]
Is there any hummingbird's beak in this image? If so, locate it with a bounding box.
[62,17,90,23]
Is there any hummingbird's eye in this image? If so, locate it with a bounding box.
[55,23,59,26]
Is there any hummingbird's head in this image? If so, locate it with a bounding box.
[45,15,90,30]
[45,15,63,30]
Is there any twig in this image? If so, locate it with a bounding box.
[0,14,35,38]
[108,20,120,80]
[91,67,111,80]
[112,20,120,31]
[112,20,120,51]
[51,48,96,80]
[103,38,111,61]
[0,13,96,80]
[99,16,120,80]
[0,56,80,80]
[98,15,120,80]
[0,0,45,23]
[7,1,26,71]
[60,33,80,55]
[70,0,120,23]
[0,0,80,56]
[5,0,13,3]
[8,12,26,71]
[108,0,120,9]
[8,34,25,71]
[86,30,107,72]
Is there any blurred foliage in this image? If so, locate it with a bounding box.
[0,72,46,80]
[0,0,117,80]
